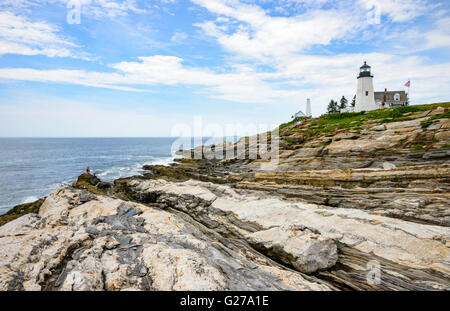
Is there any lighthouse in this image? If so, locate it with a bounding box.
[306,98,311,117]
[355,61,377,112]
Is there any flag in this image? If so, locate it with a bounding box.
[405,80,410,87]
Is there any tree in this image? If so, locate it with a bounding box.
[327,99,338,114]
[339,96,348,111]
[351,95,356,108]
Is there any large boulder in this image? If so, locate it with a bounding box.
[246,226,338,274]
[428,106,447,117]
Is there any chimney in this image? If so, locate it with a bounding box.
[306,98,311,117]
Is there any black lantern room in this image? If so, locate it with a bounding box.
[358,61,373,78]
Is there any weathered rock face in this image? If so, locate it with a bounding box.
[173,106,450,172]
[1,171,449,291]
[0,187,333,291]
[6,177,449,291]
[237,165,450,227]
[113,178,450,291]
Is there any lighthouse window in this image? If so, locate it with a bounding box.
[366,91,369,96]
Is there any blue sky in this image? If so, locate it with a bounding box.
[0,0,449,137]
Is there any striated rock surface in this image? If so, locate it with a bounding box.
[112,178,450,290]
[0,187,333,291]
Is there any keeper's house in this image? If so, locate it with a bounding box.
[375,89,408,108]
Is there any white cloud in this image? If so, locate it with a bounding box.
[191,0,441,63]
[0,55,284,103]
[192,0,362,62]
[77,0,147,18]
[0,41,72,58]
[416,16,450,51]
[0,11,90,59]
[0,67,140,91]
[0,0,147,19]
[357,0,429,23]
[379,15,450,54]
[170,31,188,43]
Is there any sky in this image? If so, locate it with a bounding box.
[0,0,449,137]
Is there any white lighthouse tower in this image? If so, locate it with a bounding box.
[355,61,377,112]
[306,98,311,117]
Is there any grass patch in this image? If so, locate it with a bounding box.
[3,199,45,216]
[399,137,408,144]
[0,198,45,227]
[421,119,434,129]
[279,120,295,132]
[409,134,439,151]
[398,163,417,167]
[279,117,309,132]
[280,102,450,139]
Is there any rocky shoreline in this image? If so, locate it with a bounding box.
[1,103,449,291]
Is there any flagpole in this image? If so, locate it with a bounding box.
[409,79,411,105]
[407,78,411,105]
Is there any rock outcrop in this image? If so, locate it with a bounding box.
[1,103,449,291]
[73,173,112,195]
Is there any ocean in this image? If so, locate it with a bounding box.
[0,138,179,214]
